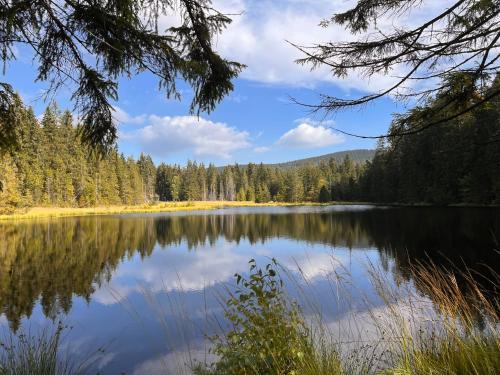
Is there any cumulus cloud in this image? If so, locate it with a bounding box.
[277,122,344,149]
[122,115,250,158]
[112,106,146,125]
[209,0,455,93]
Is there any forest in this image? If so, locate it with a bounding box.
[363,75,500,204]
[0,75,499,214]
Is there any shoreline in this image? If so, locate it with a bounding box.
[1,200,497,221]
[0,201,352,221]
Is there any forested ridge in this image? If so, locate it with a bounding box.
[269,149,375,168]
[1,75,500,214]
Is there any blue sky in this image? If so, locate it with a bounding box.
[4,0,442,166]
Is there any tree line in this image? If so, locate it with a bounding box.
[0,96,366,213]
[0,96,158,213]
[360,75,500,205]
[1,75,500,213]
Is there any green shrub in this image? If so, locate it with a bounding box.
[194,259,342,375]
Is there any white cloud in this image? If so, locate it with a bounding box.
[209,0,457,93]
[211,1,387,90]
[277,122,344,149]
[112,106,146,125]
[122,115,250,159]
[254,146,270,153]
[294,117,335,126]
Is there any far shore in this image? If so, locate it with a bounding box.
[2,201,496,221]
[0,201,360,221]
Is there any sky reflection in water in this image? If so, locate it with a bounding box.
[0,205,498,374]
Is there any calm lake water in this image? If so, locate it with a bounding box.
[0,205,499,374]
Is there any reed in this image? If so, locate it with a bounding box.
[0,323,72,375]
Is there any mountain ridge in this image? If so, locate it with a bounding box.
[267,149,375,168]
[215,149,376,170]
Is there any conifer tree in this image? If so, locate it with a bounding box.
[0,154,20,213]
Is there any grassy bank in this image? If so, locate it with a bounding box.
[4,201,493,222]
[0,201,344,221]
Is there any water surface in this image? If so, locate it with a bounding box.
[0,205,498,373]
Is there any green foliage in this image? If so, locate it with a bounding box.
[360,75,500,205]
[137,153,157,202]
[0,0,243,152]
[0,154,20,214]
[318,186,330,203]
[0,99,150,210]
[195,259,337,375]
[385,337,500,375]
[0,97,372,213]
[297,1,500,137]
[195,257,500,375]
[0,89,22,151]
[272,150,375,168]
[4,77,500,210]
[255,183,271,203]
[151,156,366,205]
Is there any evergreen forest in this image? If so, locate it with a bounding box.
[1,75,499,213]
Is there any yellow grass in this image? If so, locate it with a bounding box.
[0,201,334,221]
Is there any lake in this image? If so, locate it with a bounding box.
[0,205,499,374]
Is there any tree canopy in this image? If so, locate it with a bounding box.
[0,0,243,152]
[294,0,500,139]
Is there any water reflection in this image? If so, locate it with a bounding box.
[0,206,498,373]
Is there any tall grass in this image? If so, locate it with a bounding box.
[379,262,500,375]
[0,323,101,375]
[194,258,500,375]
[0,323,69,375]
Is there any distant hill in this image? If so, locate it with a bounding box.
[216,149,376,170]
[270,149,375,168]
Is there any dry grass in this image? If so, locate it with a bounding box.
[0,201,338,221]
[375,262,500,374]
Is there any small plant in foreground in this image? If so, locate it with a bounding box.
[0,323,66,375]
[193,258,342,375]
[0,323,96,375]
